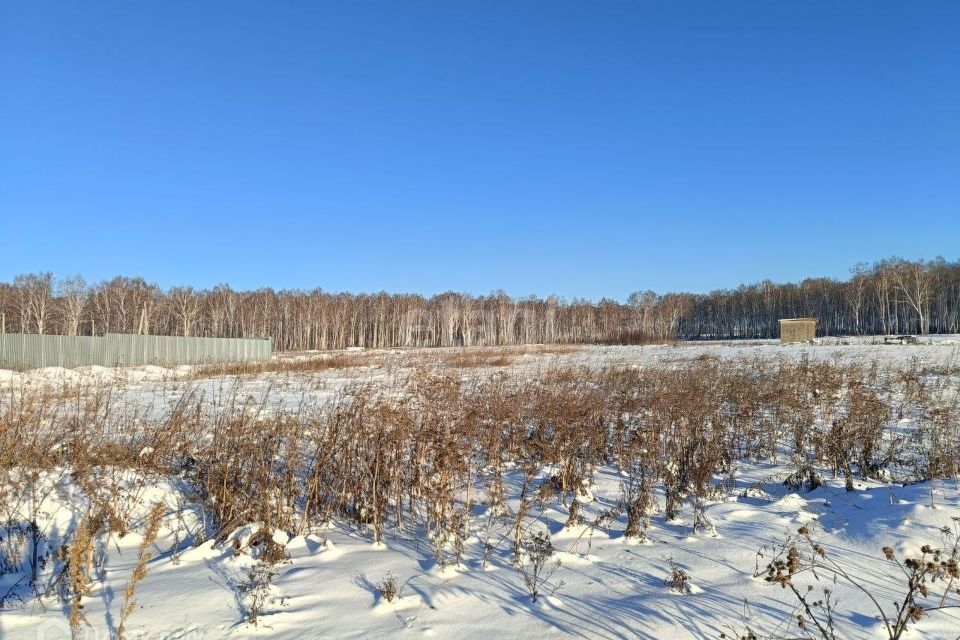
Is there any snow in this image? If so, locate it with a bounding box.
[3,335,959,391]
[3,472,957,639]
[1,339,959,639]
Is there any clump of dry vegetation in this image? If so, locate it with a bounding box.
[664,557,692,594]
[516,527,561,602]
[743,519,960,640]
[191,351,379,378]
[375,572,400,603]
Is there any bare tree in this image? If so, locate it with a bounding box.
[170,287,201,337]
[15,272,54,334]
[890,259,934,334]
[57,275,89,336]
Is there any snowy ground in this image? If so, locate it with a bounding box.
[2,338,959,640]
[1,337,958,423]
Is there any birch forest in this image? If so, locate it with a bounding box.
[1,256,958,349]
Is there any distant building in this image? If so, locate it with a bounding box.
[779,318,818,343]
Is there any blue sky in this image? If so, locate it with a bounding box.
[1,1,957,301]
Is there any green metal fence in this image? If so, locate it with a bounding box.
[0,333,272,369]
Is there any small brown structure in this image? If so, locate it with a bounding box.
[779,318,818,344]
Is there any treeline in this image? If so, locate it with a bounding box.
[0,256,957,349]
[677,257,960,339]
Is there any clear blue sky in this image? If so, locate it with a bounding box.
[1,1,957,301]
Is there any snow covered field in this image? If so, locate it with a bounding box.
[1,339,959,640]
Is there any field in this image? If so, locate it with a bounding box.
[1,338,959,640]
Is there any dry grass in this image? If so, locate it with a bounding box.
[1,354,958,624]
[402,344,582,369]
[440,350,517,368]
[3,357,955,536]
[190,351,380,378]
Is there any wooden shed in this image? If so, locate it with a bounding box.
[779,318,818,344]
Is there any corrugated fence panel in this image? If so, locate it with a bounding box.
[0,333,272,369]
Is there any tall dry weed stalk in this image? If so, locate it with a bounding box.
[67,518,93,636]
[117,503,165,640]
